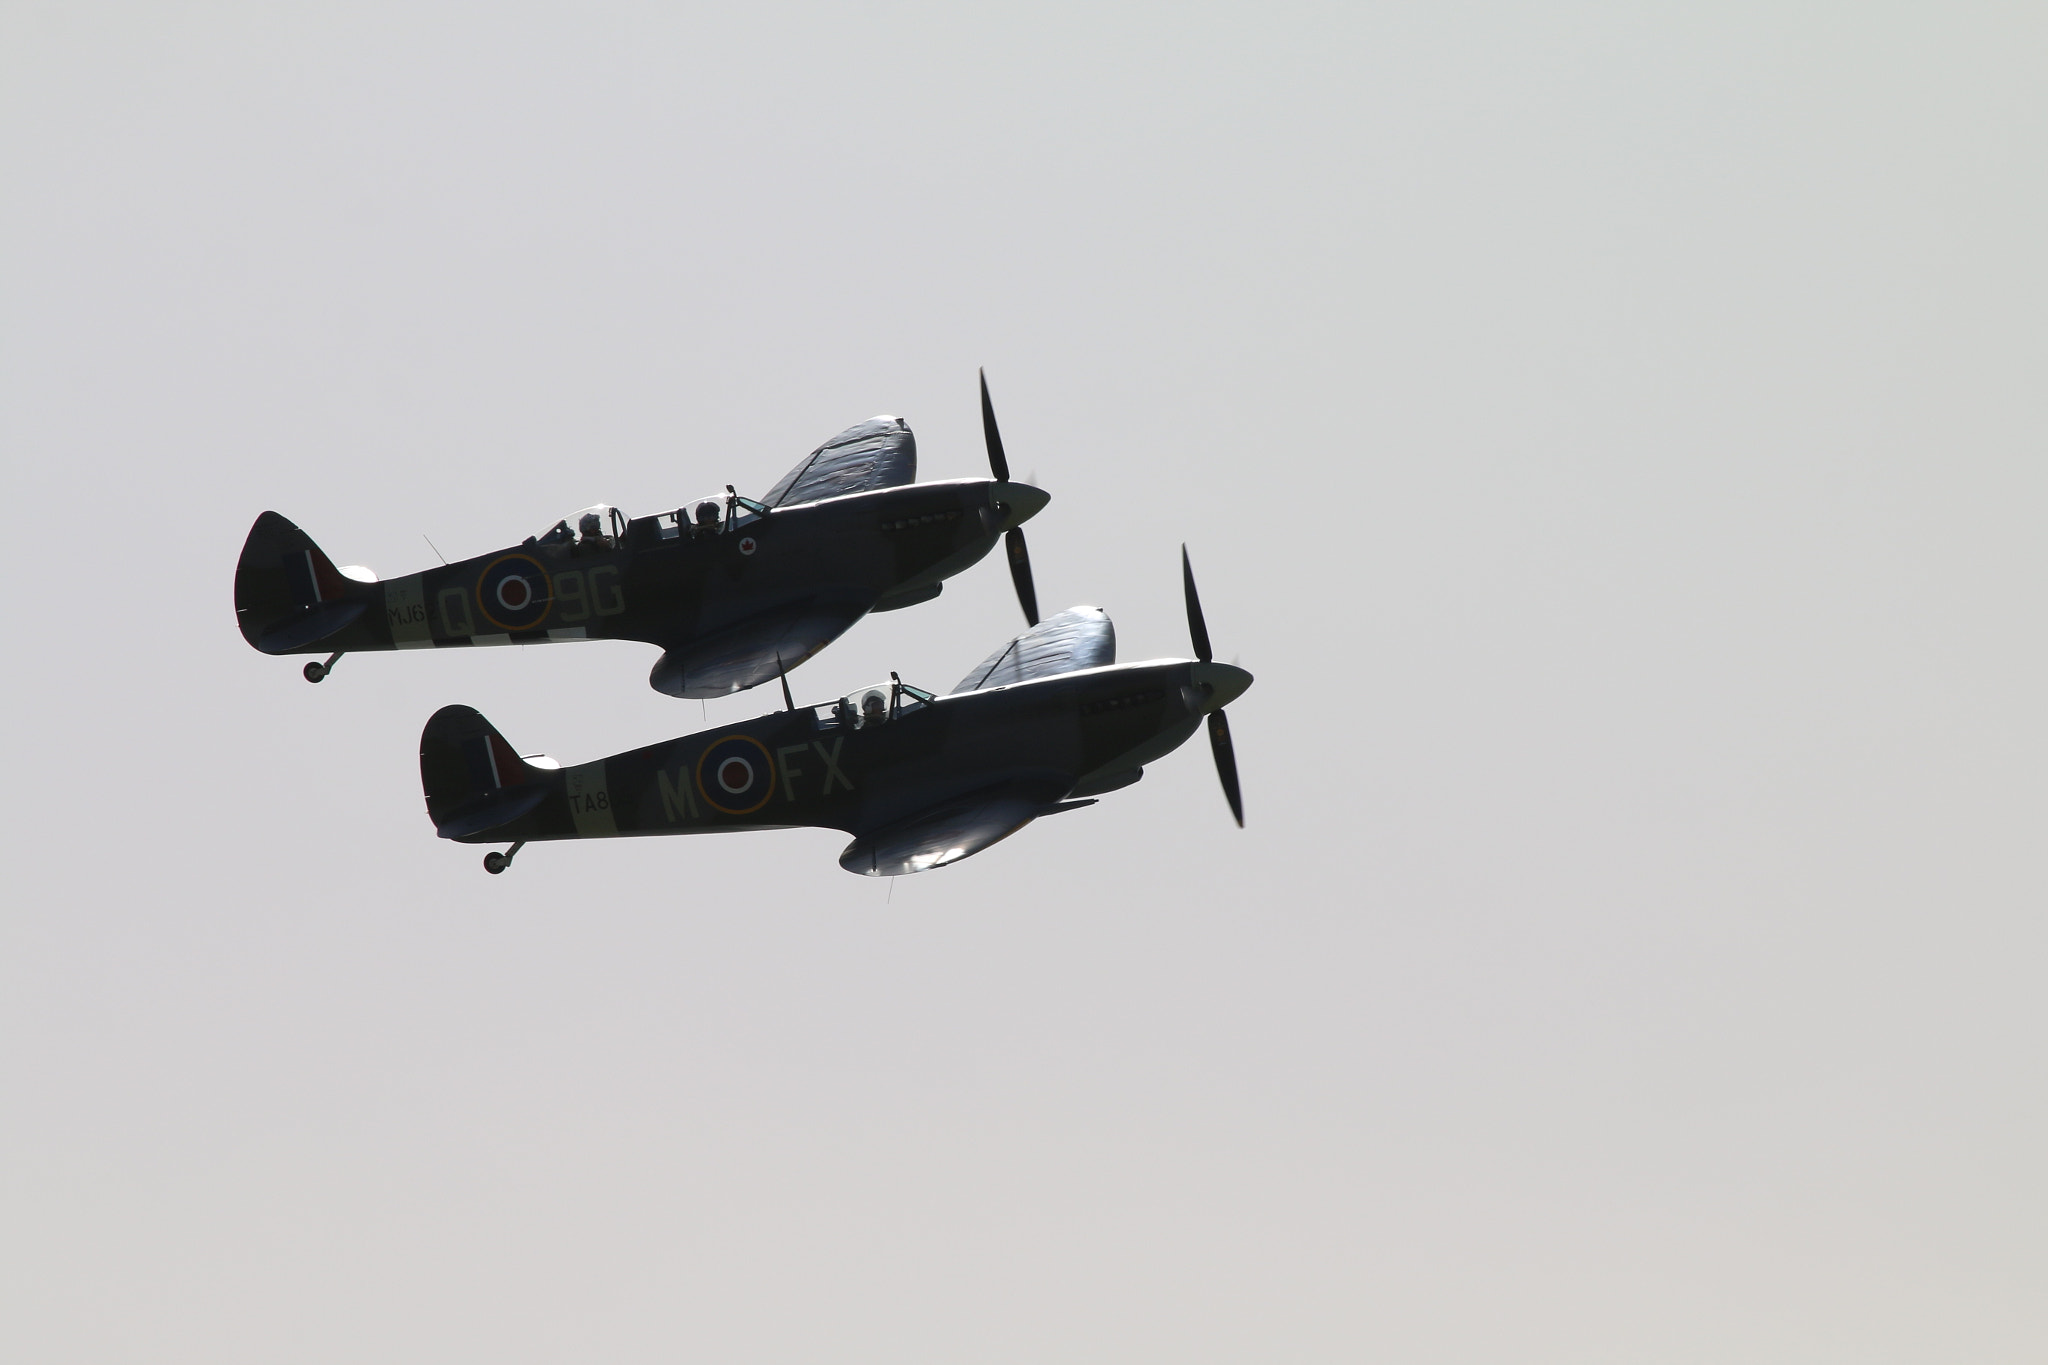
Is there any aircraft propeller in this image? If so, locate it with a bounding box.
[980,368,1041,627]
[1183,546,1247,827]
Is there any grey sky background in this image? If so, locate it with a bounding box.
[4,3,2045,1360]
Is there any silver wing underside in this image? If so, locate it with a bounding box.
[951,606,1115,694]
[838,775,1075,876]
[763,416,917,508]
[648,598,869,698]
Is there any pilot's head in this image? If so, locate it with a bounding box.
[694,500,721,527]
[578,511,603,539]
[862,692,886,722]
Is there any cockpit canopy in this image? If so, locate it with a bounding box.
[535,504,627,551]
[661,491,770,540]
[653,415,915,542]
[812,678,935,731]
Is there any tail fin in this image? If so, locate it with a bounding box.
[419,705,552,839]
[234,511,372,654]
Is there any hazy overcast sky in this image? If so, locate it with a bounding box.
[4,3,2045,1361]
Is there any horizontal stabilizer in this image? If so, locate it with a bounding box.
[419,705,554,840]
[256,599,368,653]
[434,785,549,840]
[235,511,372,655]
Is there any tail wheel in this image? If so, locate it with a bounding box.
[483,851,508,875]
[303,661,326,683]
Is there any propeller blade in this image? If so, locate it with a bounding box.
[1006,527,1039,627]
[1208,709,1244,827]
[978,368,1010,482]
[1182,544,1213,663]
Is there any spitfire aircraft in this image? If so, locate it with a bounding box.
[235,374,1049,698]
[419,550,1251,876]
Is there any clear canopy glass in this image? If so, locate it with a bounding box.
[537,504,627,547]
[670,493,767,537]
[813,679,932,730]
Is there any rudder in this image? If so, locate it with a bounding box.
[419,705,552,839]
[234,511,372,654]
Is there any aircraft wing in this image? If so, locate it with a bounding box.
[763,416,917,508]
[838,774,1080,876]
[951,606,1115,694]
[648,597,870,698]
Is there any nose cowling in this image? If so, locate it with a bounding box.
[1188,661,1253,712]
[989,480,1049,532]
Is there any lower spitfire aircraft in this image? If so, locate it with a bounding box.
[235,373,1049,698]
[419,550,1252,876]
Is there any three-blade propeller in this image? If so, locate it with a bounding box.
[978,373,1244,826]
[980,368,1040,627]
[1184,546,1245,827]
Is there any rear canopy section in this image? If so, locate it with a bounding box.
[762,416,916,508]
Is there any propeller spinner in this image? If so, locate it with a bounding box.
[980,368,1041,627]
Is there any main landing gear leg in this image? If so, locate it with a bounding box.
[483,841,526,876]
[303,652,345,684]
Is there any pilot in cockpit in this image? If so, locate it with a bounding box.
[862,692,888,726]
[576,510,612,554]
[692,500,722,538]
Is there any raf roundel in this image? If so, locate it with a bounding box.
[476,554,553,631]
[695,734,776,814]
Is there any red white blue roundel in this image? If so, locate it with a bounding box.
[696,734,776,815]
[738,535,758,556]
[476,554,553,631]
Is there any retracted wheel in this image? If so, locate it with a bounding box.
[302,661,327,683]
[483,851,508,875]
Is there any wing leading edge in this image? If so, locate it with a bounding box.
[838,775,1079,877]
[951,606,1115,694]
[764,416,917,508]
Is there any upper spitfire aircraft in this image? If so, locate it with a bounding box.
[419,550,1252,876]
[235,373,1049,698]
